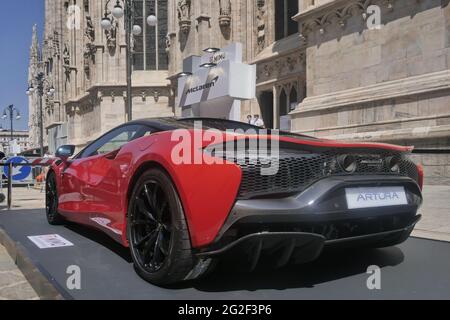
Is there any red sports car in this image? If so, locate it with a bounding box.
[46,118,423,285]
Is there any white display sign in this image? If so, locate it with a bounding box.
[177,42,256,121]
[346,187,408,209]
[28,234,74,249]
[178,60,256,108]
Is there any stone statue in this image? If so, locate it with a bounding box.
[63,43,71,81]
[219,0,231,16]
[63,43,70,66]
[165,34,171,53]
[178,0,192,33]
[84,43,96,77]
[219,0,232,27]
[51,31,60,57]
[85,15,95,42]
[130,34,136,53]
[105,17,117,50]
[256,0,266,51]
[177,0,191,21]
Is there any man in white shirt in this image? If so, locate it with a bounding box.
[253,114,265,128]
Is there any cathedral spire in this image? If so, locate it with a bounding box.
[30,24,40,66]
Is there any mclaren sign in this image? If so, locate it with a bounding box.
[177,43,256,120]
[186,76,219,95]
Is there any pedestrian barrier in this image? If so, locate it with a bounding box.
[0,158,53,210]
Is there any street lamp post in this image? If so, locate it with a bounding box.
[26,71,55,157]
[2,105,21,154]
[101,0,157,122]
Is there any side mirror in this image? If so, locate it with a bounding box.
[55,145,76,161]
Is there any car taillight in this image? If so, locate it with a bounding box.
[416,163,424,191]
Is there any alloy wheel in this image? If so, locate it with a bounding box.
[46,175,58,218]
[130,181,172,273]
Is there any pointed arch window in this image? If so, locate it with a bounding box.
[132,0,168,71]
[280,88,288,116]
[275,0,298,41]
[289,87,298,111]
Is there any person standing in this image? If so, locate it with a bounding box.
[247,115,253,124]
[253,114,265,128]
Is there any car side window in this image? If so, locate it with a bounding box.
[79,125,142,159]
[141,126,155,137]
[96,130,138,155]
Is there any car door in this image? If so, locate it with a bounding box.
[59,125,147,228]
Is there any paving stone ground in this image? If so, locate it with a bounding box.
[0,186,42,300]
[415,185,450,242]
[0,246,39,300]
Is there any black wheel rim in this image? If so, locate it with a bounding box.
[130,181,172,273]
[46,176,58,218]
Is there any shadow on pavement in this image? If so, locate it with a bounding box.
[190,247,404,292]
[61,218,404,292]
[64,222,133,263]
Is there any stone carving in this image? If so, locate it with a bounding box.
[130,34,136,53]
[98,91,103,102]
[153,90,160,103]
[286,56,297,71]
[30,24,40,69]
[178,0,191,33]
[44,38,53,59]
[299,52,305,64]
[219,0,232,27]
[83,15,96,78]
[298,0,398,41]
[263,64,272,77]
[85,15,95,42]
[84,43,96,77]
[75,106,83,116]
[257,52,305,81]
[63,43,70,66]
[165,34,171,53]
[105,16,118,50]
[63,43,71,81]
[52,31,60,57]
[256,0,266,52]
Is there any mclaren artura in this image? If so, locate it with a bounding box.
[46,118,423,285]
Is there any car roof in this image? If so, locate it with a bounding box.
[127,117,318,140]
[127,117,180,131]
[128,117,261,131]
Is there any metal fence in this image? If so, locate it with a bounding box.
[0,161,49,210]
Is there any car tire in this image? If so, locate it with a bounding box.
[46,172,65,225]
[127,168,212,286]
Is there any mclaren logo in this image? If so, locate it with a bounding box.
[186,76,219,95]
[361,159,383,166]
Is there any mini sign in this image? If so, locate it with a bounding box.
[28,234,74,249]
[209,51,227,64]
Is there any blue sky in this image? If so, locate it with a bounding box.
[0,1,44,131]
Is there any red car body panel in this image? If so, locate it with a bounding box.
[50,129,422,249]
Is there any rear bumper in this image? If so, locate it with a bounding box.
[195,175,423,268]
[196,215,420,270]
